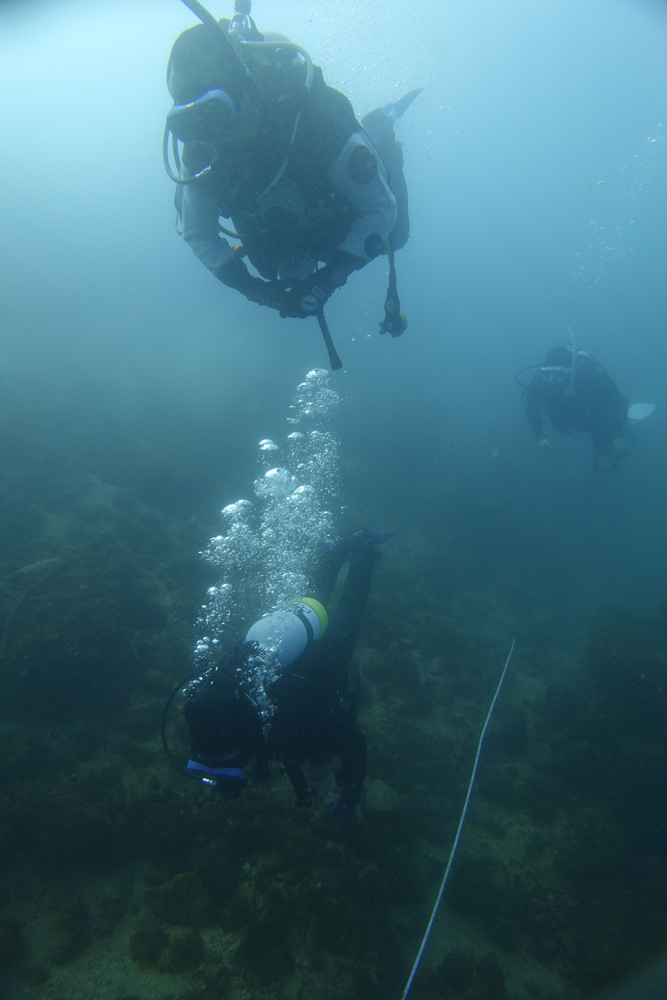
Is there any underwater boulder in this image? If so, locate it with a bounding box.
[162,927,205,973]
[362,779,405,825]
[234,917,292,985]
[129,920,168,967]
[144,871,209,927]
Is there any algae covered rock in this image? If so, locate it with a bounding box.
[129,920,168,967]
[145,871,209,926]
[163,927,205,973]
[235,917,292,985]
[422,949,507,999]
[362,779,404,823]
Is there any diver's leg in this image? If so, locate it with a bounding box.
[362,90,420,251]
[362,115,409,250]
[308,547,348,607]
[328,547,378,666]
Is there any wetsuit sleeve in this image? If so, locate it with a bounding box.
[326,132,397,262]
[175,180,236,274]
[524,384,544,438]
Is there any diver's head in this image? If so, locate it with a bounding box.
[538,346,572,387]
[186,674,263,800]
[167,21,243,103]
[166,22,246,149]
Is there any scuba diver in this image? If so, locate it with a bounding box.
[522,343,630,470]
[163,0,419,365]
[176,530,392,816]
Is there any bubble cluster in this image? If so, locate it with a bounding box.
[572,124,665,290]
[287,369,339,424]
[193,371,342,665]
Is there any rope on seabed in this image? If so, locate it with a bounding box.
[400,638,516,1000]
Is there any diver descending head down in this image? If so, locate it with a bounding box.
[172,531,393,815]
[164,0,420,364]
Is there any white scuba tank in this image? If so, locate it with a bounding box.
[245,598,328,667]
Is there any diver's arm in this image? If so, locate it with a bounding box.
[176,182,237,273]
[177,182,284,308]
[327,132,398,265]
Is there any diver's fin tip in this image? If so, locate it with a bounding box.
[628,403,655,421]
[384,88,423,121]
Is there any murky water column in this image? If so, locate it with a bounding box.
[193,369,342,663]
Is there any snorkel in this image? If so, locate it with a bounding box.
[566,325,578,396]
[164,0,314,185]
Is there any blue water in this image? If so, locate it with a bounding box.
[2,0,665,618]
[1,1,667,997]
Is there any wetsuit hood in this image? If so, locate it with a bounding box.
[167,20,244,105]
[543,346,572,368]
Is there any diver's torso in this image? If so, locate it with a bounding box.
[542,363,610,432]
[263,640,351,762]
[188,71,363,277]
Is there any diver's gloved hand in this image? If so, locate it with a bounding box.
[538,435,555,453]
[379,297,408,337]
[611,435,630,468]
[218,254,285,309]
[278,255,360,319]
[278,269,341,319]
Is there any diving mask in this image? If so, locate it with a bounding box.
[539,365,569,386]
[167,88,237,147]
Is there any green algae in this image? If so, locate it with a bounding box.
[2,383,667,1000]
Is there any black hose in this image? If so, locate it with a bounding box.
[178,0,244,66]
[316,312,343,371]
[161,670,205,780]
[514,364,541,388]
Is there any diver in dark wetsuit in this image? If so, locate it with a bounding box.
[163,5,419,336]
[524,345,629,470]
[183,531,391,816]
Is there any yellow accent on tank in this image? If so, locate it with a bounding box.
[299,597,328,638]
[399,312,408,328]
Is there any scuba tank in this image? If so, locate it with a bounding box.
[245,598,328,667]
[162,596,328,785]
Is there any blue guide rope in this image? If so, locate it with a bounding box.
[401,638,516,1000]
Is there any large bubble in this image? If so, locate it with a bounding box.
[194,371,342,665]
[255,467,299,498]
